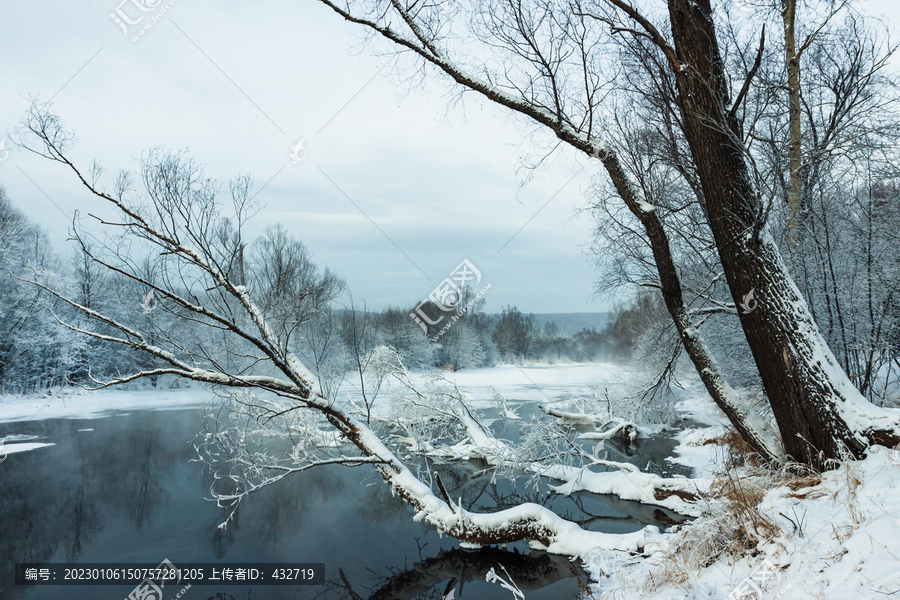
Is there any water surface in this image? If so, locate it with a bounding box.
[1,398,689,600]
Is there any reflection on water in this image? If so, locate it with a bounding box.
[352,546,592,600]
[0,405,689,600]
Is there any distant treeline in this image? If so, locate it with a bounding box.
[0,187,657,393]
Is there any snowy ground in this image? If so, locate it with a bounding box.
[347,362,636,413]
[584,377,900,600]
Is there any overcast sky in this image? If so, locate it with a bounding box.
[2,0,898,314]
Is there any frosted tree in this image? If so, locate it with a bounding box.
[250,223,347,398]
[313,0,900,467]
[0,190,78,391]
[17,106,671,553]
[441,320,487,370]
[375,306,436,369]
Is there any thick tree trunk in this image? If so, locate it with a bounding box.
[598,155,785,464]
[667,0,900,469]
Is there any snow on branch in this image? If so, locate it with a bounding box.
[541,459,709,517]
[15,105,671,556]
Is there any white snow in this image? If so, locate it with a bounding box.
[587,447,900,599]
[0,441,55,455]
[340,363,635,417]
[0,386,215,423]
[575,370,900,599]
[666,426,724,476]
[576,420,643,441]
[544,463,708,517]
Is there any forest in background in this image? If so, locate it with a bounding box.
[0,185,649,394]
[3,165,899,412]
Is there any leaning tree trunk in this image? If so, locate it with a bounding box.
[666,0,900,469]
[597,154,785,464]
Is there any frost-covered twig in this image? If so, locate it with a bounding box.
[485,565,525,600]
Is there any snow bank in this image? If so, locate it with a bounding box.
[0,386,215,423]
[666,426,725,477]
[583,445,900,598]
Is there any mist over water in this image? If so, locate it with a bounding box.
[0,373,689,600]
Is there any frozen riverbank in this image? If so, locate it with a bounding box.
[584,379,900,599]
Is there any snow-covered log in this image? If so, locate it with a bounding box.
[540,405,641,440]
[578,421,641,443]
[542,463,708,517]
[540,404,607,425]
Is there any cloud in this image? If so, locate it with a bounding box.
[0,0,635,313]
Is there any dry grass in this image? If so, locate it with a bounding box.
[784,475,822,491]
[785,475,825,499]
[830,462,864,543]
[645,469,782,592]
[644,430,826,593]
[634,430,873,599]
[703,429,764,468]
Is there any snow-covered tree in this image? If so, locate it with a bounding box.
[313,0,900,468]
[17,106,681,554]
[375,306,436,369]
[441,320,488,370]
[0,189,78,391]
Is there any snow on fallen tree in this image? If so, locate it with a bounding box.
[578,421,641,442]
[541,461,709,517]
[537,380,669,442]
[17,110,669,556]
[539,402,643,444]
[540,403,608,425]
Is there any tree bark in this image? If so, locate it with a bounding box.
[782,0,804,237]
[666,0,900,468]
[597,155,785,464]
